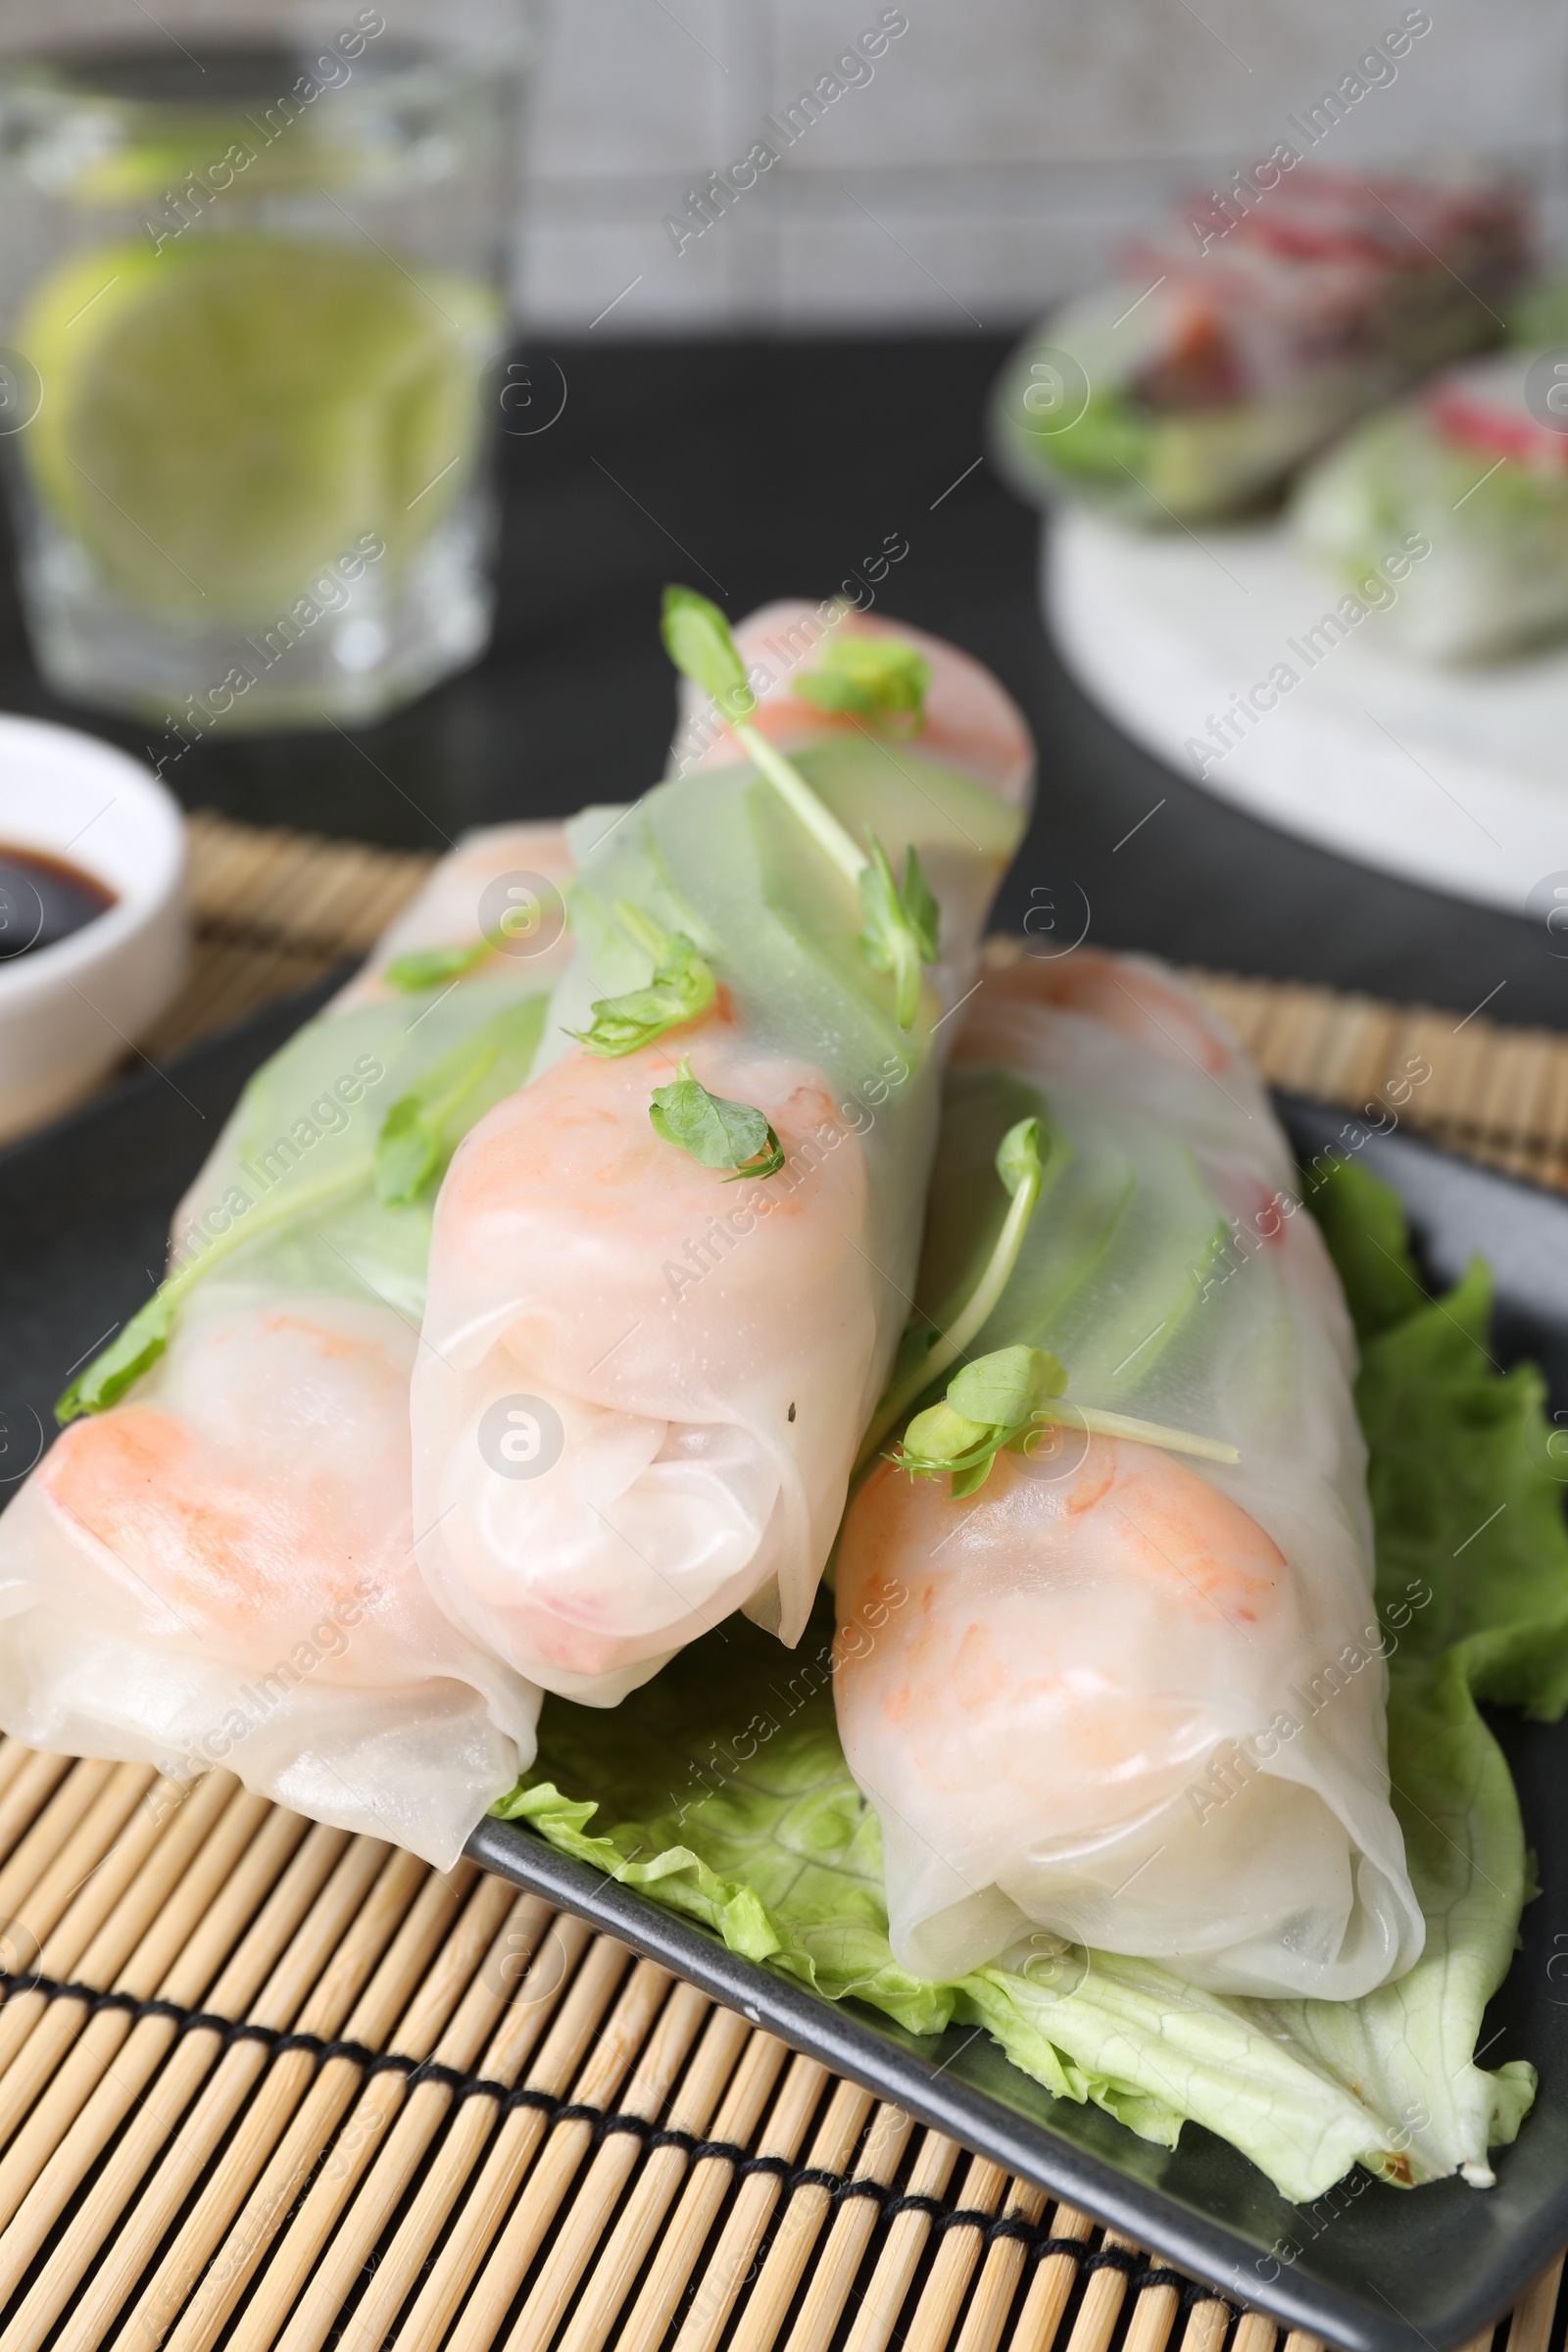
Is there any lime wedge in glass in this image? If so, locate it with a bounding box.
[17,234,501,622]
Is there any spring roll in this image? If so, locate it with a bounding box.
[834,948,1424,1999]
[0,824,572,1866]
[994,170,1525,525]
[412,600,1033,1704]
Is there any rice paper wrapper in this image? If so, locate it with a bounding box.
[412,606,1032,1706]
[0,824,571,1866]
[835,948,1425,2000]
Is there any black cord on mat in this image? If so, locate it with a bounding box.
[0,1962,1232,2304]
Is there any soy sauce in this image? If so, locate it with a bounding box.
[0,846,116,961]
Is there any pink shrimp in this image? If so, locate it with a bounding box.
[415,1020,871,1694]
[0,1293,537,1866]
[834,1441,1421,1996]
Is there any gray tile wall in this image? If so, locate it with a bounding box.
[518,0,1568,332]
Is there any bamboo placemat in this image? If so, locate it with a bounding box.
[2,808,1559,2352]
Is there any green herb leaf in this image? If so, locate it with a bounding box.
[889,1340,1232,1493]
[382,940,494,993]
[796,633,931,731]
[858,838,940,1029]
[567,928,716,1059]
[375,997,549,1207]
[996,1114,1042,1200]
[897,1398,995,1477]
[649,1058,785,1182]
[948,1344,1067,1428]
[56,1293,178,1423]
[900,843,941,963]
[661,586,757,724]
[893,1348,1066,1494]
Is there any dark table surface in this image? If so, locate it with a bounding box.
[3,334,1564,1031]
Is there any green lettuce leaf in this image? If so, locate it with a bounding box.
[495,1156,1567,2201]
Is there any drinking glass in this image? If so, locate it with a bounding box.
[0,0,533,734]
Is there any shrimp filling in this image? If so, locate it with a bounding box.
[836,1441,1424,2000]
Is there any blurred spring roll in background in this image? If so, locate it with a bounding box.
[412,596,1033,1706]
[1294,344,1568,660]
[835,947,1423,1998]
[993,170,1526,526]
[0,825,574,1866]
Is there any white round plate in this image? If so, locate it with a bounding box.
[1045,507,1568,916]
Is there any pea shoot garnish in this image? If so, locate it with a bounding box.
[648,1058,785,1182]
[661,585,940,1028]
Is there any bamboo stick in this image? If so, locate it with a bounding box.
[670,2055,835,2352]
[222,1871,523,2352]
[336,1913,597,2352]
[901,2156,1012,2352]
[950,2183,1050,2352]
[1061,2230,1141,2352]
[0,1815,336,2303]
[841,2132,963,2352]
[729,2079,877,2352]
[498,1981,711,2352]
[1508,2250,1566,2352]
[0,1743,44,1827]
[1174,2299,1233,2352]
[1228,2314,1277,2352]
[441,1955,674,2352]
[0,1754,55,1895]
[554,2003,753,2352]
[387,1930,637,2352]
[999,2198,1095,2352]
[778,2102,916,2352]
[152,1860,481,2352]
[1121,2282,1182,2352]
[22,1836,393,2352]
[584,2029,789,2352]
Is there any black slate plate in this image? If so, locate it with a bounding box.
[1,1002,1564,2351]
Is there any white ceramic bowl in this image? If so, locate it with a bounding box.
[0,714,187,1143]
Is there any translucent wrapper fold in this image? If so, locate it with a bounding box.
[835,948,1424,2000]
[0,824,571,1868]
[413,604,1033,1706]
